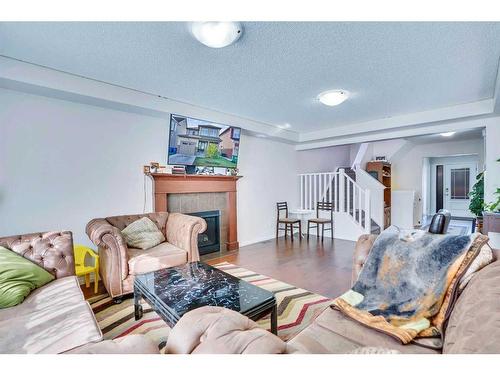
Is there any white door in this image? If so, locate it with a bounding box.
[443,163,477,217]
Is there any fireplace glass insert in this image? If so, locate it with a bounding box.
[188,210,220,255]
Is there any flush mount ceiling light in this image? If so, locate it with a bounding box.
[191,22,243,48]
[440,132,456,137]
[318,90,349,106]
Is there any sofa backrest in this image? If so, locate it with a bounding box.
[352,232,500,353]
[105,212,169,236]
[352,234,377,285]
[0,231,75,279]
[443,258,500,353]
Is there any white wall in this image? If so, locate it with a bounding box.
[373,139,407,162]
[0,88,166,246]
[349,143,360,166]
[353,138,408,168]
[0,88,298,248]
[485,120,500,204]
[297,144,350,173]
[237,135,298,246]
[390,138,484,220]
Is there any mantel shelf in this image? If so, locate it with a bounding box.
[149,173,242,181]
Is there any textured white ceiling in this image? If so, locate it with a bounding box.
[1,22,500,133]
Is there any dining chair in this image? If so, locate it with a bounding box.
[276,202,301,241]
[307,202,334,241]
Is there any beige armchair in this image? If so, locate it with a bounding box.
[86,212,207,301]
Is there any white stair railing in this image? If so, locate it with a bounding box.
[298,169,371,233]
[299,172,338,210]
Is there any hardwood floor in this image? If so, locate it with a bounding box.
[205,234,356,299]
[81,234,357,300]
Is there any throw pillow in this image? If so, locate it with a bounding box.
[458,241,493,291]
[0,246,55,308]
[121,217,165,250]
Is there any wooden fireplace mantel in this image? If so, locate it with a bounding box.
[149,173,242,251]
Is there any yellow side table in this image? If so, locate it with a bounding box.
[74,244,99,294]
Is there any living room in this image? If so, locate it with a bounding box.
[1,1,500,373]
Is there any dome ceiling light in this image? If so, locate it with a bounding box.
[318,90,349,106]
[191,22,243,48]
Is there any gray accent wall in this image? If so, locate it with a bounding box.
[297,144,351,174]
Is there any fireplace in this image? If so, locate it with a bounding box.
[150,174,241,251]
[188,210,221,255]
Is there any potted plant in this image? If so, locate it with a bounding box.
[484,188,500,213]
[483,158,500,214]
[468,172,484,232]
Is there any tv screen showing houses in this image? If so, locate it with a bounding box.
[168,114,241,168]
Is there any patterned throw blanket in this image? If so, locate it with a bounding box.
[333,226,488,346]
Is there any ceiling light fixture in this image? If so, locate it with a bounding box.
[440,132,456,137]
[191,22,243,48]
[318,90,349,106]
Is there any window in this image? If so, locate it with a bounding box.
[232,128,241,140]
[198,141,207,151]
[451,168,470,200]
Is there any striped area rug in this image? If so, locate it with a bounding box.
[88,262,332,352]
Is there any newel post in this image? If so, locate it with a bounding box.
[365,189,371,234]
[339,168,345,213]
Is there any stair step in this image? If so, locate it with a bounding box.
[346,208,381,234]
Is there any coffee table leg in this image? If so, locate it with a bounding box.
[270,304,278,335]
[134,289,143,321]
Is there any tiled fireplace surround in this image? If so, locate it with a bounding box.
[167,192,228,253]
[150,173,241,256]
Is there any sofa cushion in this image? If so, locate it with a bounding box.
[121,217,166,250]
[443,260,500,353]
[458,242,493,291]
[0,246,55,308]
[287,306,439,354]
[166,306,287,354]
[127,242,187,275]
[0,276,102,353]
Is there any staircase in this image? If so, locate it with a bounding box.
[337,167,380,234]
[350,209,381,234]
[299,169,380,238]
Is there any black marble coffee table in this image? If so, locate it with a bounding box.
[133,262,278,334]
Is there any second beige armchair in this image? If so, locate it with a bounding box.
[86,212,207,301]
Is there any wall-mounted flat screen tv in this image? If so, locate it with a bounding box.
[168,114,241,169]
